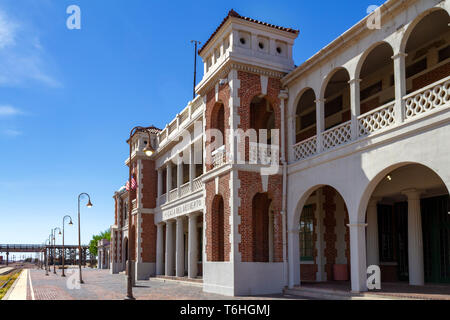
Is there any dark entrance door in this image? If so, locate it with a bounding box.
[422,195,450,283]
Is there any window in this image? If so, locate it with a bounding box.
[123,201,128,223]
[299,205,314,261]
[438,45,450,63]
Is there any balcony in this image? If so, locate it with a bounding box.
[249,142,279,165]
[211,146,227,169]
[160,175,204,206]
[292,77,450,162]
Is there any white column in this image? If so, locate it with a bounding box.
[316,191,325,281]
[366,198,380,267]
[392,52,407,123]
[349,78,361,140]
[156,223,164,275]
[348,222,368,292]
[188,214,198,278]
[166,164,172,192]
[157,169,162,198]
[189,144,195,191]
[315,99,325,153]
[177,156,183,197]
[287,230,297,288]
[165,220,175,276]
[176,217,185,277]
[402,189,424,286]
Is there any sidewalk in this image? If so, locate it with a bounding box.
[3,269,28,300]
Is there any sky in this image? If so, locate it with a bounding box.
[0,0,385,255]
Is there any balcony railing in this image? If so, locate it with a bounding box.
[211,146,227,169]
[193,176,203,192]
[180,182,190,197]
[292,77,450,162]
[249,142,278,165]
[293,135,317,160]
[358,101,395,137]
[321,120,352,151]
[404,76,450,120]
[168,189,178,202]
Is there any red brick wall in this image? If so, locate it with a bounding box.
[412,62,450,91]
[205,174,231,261]
[142,159,157,209]
[238,171,283,262]
[140,214,157,263]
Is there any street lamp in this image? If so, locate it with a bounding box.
[125,126,155,300]
[61,215,73,277]
[52,227,62,274]
[45,238,51,276]
[78,193,93,284]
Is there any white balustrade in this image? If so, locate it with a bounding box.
[293,135,317,161]
[168,189,178,202]
[249,142,278,164]
[358,101,395,137]
[211,146,226,169]
[321,120,352,151]
[180,182,190,197]
[192,176,203,192]
[404,76,450,120]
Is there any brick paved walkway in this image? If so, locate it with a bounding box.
[28,268,294,300]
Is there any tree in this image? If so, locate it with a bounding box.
[89,229,111,257]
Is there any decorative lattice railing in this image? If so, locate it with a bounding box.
[168,189,178,202]
[293,135,317,161]
[358,101,395,137]
[193,176,203,192]
[211,147,226,169]
[404,76,450,120]
[180,182,190,197]
[321,120,352,151]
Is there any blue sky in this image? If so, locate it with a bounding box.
[0,0,384,255]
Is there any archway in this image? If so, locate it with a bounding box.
[295,88,316,143]
[403,9,450,93]
[251,192,273,262]
[297,186,351,284]
[250,96,275,144]
[364,163,450,285]
[323,68,350,130]
[358,42,395,115]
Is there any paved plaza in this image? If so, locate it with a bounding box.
[9,268,294,300]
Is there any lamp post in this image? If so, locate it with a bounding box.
[125,126,155,300]
[78,193,93,284]
[61,215,73,277]
[52,227,62,274]
[45,238,50,276]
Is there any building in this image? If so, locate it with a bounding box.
[97,239,110,270]
[109,0,450,296]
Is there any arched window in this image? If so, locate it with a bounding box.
[252,193,273,262]
[250,96,275,144]
[211,195,225,261]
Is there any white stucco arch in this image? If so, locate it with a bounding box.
[319,67,351,100]
[356,161,450,223]
[400,6,450,54]
[354,41,395,80]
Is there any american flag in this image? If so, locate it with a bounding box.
[125,175,137,191]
